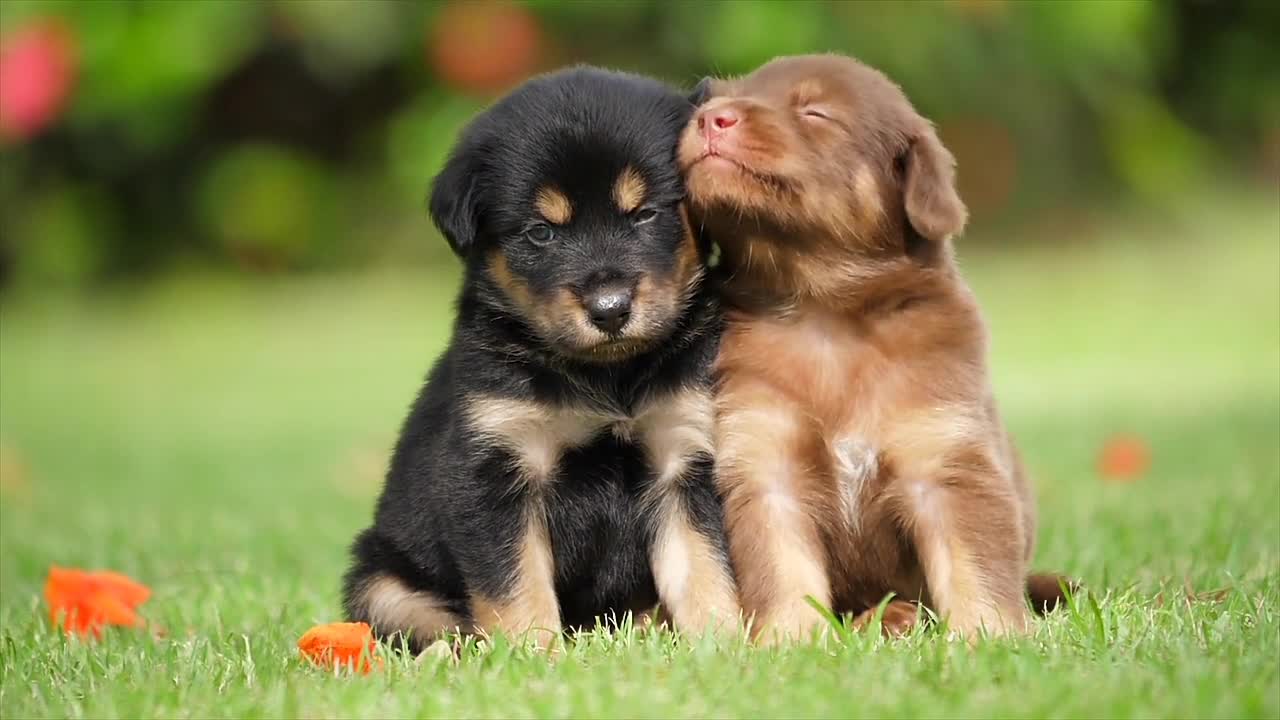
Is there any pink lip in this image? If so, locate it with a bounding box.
[691,150,746,172]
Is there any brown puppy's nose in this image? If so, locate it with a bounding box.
[698,107,740,141]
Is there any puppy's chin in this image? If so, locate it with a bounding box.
[557,336,660,365]
[684,155,794,225]
[538,311,670,365]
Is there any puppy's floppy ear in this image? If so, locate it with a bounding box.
[901,125,968,243]
[428,148,481,257]
[688,77,715,106]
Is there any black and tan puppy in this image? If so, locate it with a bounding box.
[343,67,740,651]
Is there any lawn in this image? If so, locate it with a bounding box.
[1,188,1277,719]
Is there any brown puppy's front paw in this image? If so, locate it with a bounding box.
[851,600,920,638]
[752,599,831,646]
[946,601,1031,642]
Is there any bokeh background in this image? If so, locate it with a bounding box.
[0,0,1276,286]
[0,5,1278,714]
[0,2,1277,716]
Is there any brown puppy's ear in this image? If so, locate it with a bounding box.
[902,126,968,242]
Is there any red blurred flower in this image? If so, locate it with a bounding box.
[1098,434,1151,482]
[0,19,77,141]
[44,566,151,637]
[429,1,543,95]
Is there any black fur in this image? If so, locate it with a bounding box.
[343,67,731,651]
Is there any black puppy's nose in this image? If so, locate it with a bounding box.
[582,286,633,334]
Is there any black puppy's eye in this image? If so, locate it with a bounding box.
[634,207,660,225]
[525,223,555,247]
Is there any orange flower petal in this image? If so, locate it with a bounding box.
[298,622,380,673]
[46,567,88,633]
[86,589,140,626]
[44,566,150,637]
[62,606,101,637]
[90,571,151,607]
[45,566,86,604]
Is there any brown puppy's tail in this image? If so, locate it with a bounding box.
[1027,572,1080,615]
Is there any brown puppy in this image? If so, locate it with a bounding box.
[679,54,1064,642]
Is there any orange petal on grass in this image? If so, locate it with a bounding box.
[298,622,382,674]
[85,589,140,626]
[1098,434,1151,482]
[89,570,151,607]
[44,566,151,637]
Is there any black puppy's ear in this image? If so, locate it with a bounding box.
[428,148,481,257]
[901,124,967,243]
[688,76,715,106]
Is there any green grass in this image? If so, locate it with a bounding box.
[1,188,1278,719]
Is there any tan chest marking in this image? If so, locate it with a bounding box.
[462,390,725,637]
[463,396,616,489]
[633,387,715,488]
[464,390,715,491]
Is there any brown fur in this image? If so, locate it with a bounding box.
[534,186,573,224]
[680,54,1066,642]
[613,166,648,213]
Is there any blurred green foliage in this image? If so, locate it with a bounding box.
[0,0,1276,289]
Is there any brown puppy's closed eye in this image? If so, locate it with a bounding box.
[680,54,1070,643]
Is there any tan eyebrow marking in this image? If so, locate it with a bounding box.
[534,187,572,224]
[612,166,647,214]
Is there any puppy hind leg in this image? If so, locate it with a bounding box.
[343,529,468,653]
[347,572,469,653]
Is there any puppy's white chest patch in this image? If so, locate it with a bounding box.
[633,388,715,487]
[832,435,878,530]
[464,389,713,492]
[464,395,615,488]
